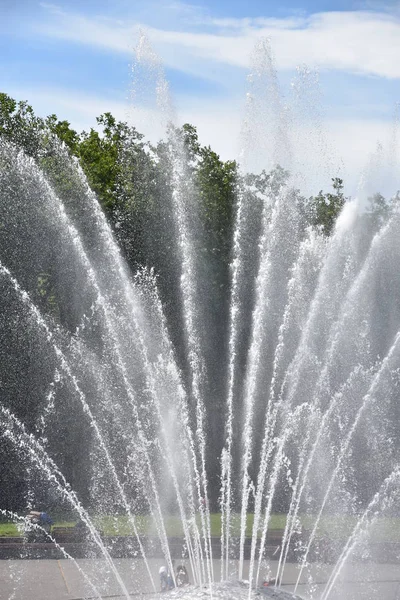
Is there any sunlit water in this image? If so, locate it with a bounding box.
[1,38,400,600]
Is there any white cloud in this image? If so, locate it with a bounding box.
[11,1,400,198]
[35,5,400,80]
[5,86,167,143]
[37,5,138,54]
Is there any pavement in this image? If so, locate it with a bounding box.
[1,558,400,600]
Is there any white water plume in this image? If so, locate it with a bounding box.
[2,35,400,600]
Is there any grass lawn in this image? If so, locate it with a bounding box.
[1,514,400,541]
[0,513,283,538]
[97,513,286,537]
[0,522,22,537]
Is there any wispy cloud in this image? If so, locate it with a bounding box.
[5,85,133,130]
[5,2,399,197]
[35,4,400,79]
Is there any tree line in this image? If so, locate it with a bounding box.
[0,92,396,511]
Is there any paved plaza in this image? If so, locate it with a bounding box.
[1,558,400,600]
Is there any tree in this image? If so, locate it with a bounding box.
[45,114,80,155]
[2,94,360,510]
[365,192,391,231]
[307,177,346,236]
[0,93,45,157]
[77,113,130,213]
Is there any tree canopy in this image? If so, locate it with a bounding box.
[2,91,389,510]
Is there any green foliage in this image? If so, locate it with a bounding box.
[307,177,346,236]
[78,113,126,212]
[45,114,79,154]
[0,93,45,157]
[198,147,237,261]
[182,122,201,161]
[178,124,238,265]
[244,164,290,198]
[2,93,371,509]
[36,272,59,319]
[365,191,393,230]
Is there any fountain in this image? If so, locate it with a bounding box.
[1,39,400,600]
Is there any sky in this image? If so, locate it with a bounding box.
[1,0,400,193]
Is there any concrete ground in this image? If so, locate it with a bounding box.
[1,558,400,600]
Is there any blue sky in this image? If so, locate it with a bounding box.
[1,0,400,192]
